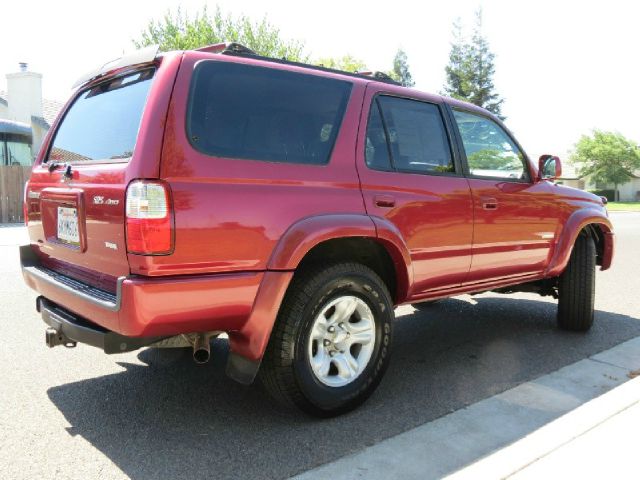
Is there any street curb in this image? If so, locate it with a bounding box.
[445,375,640,479]
[292,336,640,480]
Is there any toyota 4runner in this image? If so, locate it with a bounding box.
[21,43,614,416]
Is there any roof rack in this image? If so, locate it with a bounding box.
[196,42,258,56]
[356,71,398,83]
[197,42,401,86]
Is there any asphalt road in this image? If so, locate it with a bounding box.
[1,213,639,480]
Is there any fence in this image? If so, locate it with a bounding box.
[0,166,31,223]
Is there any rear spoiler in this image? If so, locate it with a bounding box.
[72,44,160,89]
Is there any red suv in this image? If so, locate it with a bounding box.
[21,43,614,416]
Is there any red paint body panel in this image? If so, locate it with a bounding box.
[119,271,262,337]
[356,84,474,297]
[25,52,184,288]
[228,271,294,361]
[130,53,368,277]
[464,178,560,283]
[542,184,614,276]
[267,214,376,270]
[22,47,614,369]
[23,266,263,338]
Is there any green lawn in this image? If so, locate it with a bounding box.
[607,202,640,211]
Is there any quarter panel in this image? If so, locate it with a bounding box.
[135,53,368,276]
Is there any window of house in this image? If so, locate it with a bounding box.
[6,141,32,166]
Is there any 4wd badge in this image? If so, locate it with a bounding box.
[93,196,119,206]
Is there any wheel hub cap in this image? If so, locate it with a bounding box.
[307,295,376,387]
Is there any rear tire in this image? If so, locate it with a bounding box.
[557,234,596,331]
[260,263,394,417]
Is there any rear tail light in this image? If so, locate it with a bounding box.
[125,180,173,254]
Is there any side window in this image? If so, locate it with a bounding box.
[377,96,454,174]
[187,62,352,165]
[365,101,393,171]
[453,109,529,180]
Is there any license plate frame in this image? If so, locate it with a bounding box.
[57,206,80,246]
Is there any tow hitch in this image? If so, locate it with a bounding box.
[45,328,77,348]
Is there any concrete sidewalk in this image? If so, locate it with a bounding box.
[294,337,640,480]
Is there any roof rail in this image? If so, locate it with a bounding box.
[356,71,399,83]
[196,42,401,86]
[196,42,258,56]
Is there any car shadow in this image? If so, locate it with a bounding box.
[47,296,640,480]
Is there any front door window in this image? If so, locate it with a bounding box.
[453,110,528,181]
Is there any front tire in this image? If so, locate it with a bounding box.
[260,263,394,417]
[557,234,596,331]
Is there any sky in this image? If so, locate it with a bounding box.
[1,0,638,161]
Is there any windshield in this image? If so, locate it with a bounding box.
[47,69,154,163]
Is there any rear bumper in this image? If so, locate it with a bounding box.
[38,296,161,353]
[22,245,294,358]
[21,244,262,338]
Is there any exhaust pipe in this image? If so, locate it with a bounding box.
[192,333,211,364]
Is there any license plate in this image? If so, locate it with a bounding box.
[57,206,80,246]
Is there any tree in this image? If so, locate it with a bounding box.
[571,130,640,201]
[442,9,505,118]
[443,19,470,100]
[133,6,307,62]
[315,55,367,73]
[388,49,415,87]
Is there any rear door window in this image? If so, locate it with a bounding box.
[366,95,454,174]
[48,69,154,163]
[365,101,393,171]
[187,61,352,165]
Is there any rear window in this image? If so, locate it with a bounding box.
[47,69,154,163]
[187,61,352,165]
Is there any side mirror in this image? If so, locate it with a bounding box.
[537,155,562,181]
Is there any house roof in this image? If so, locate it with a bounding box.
[0,90,64,128]
[42,96,64,127]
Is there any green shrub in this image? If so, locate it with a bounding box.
[589,189,616,201]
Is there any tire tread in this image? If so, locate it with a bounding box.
[260,262,391,415]
[558,234,596,331]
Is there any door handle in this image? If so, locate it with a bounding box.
[374,195,396,208]
[481,197,498,210]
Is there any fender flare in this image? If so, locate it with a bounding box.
[267,213,412,301]
[369,216,414,301]
[545,208,614,277]
[226,214,413,384]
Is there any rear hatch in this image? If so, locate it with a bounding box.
[25,68,157,294]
